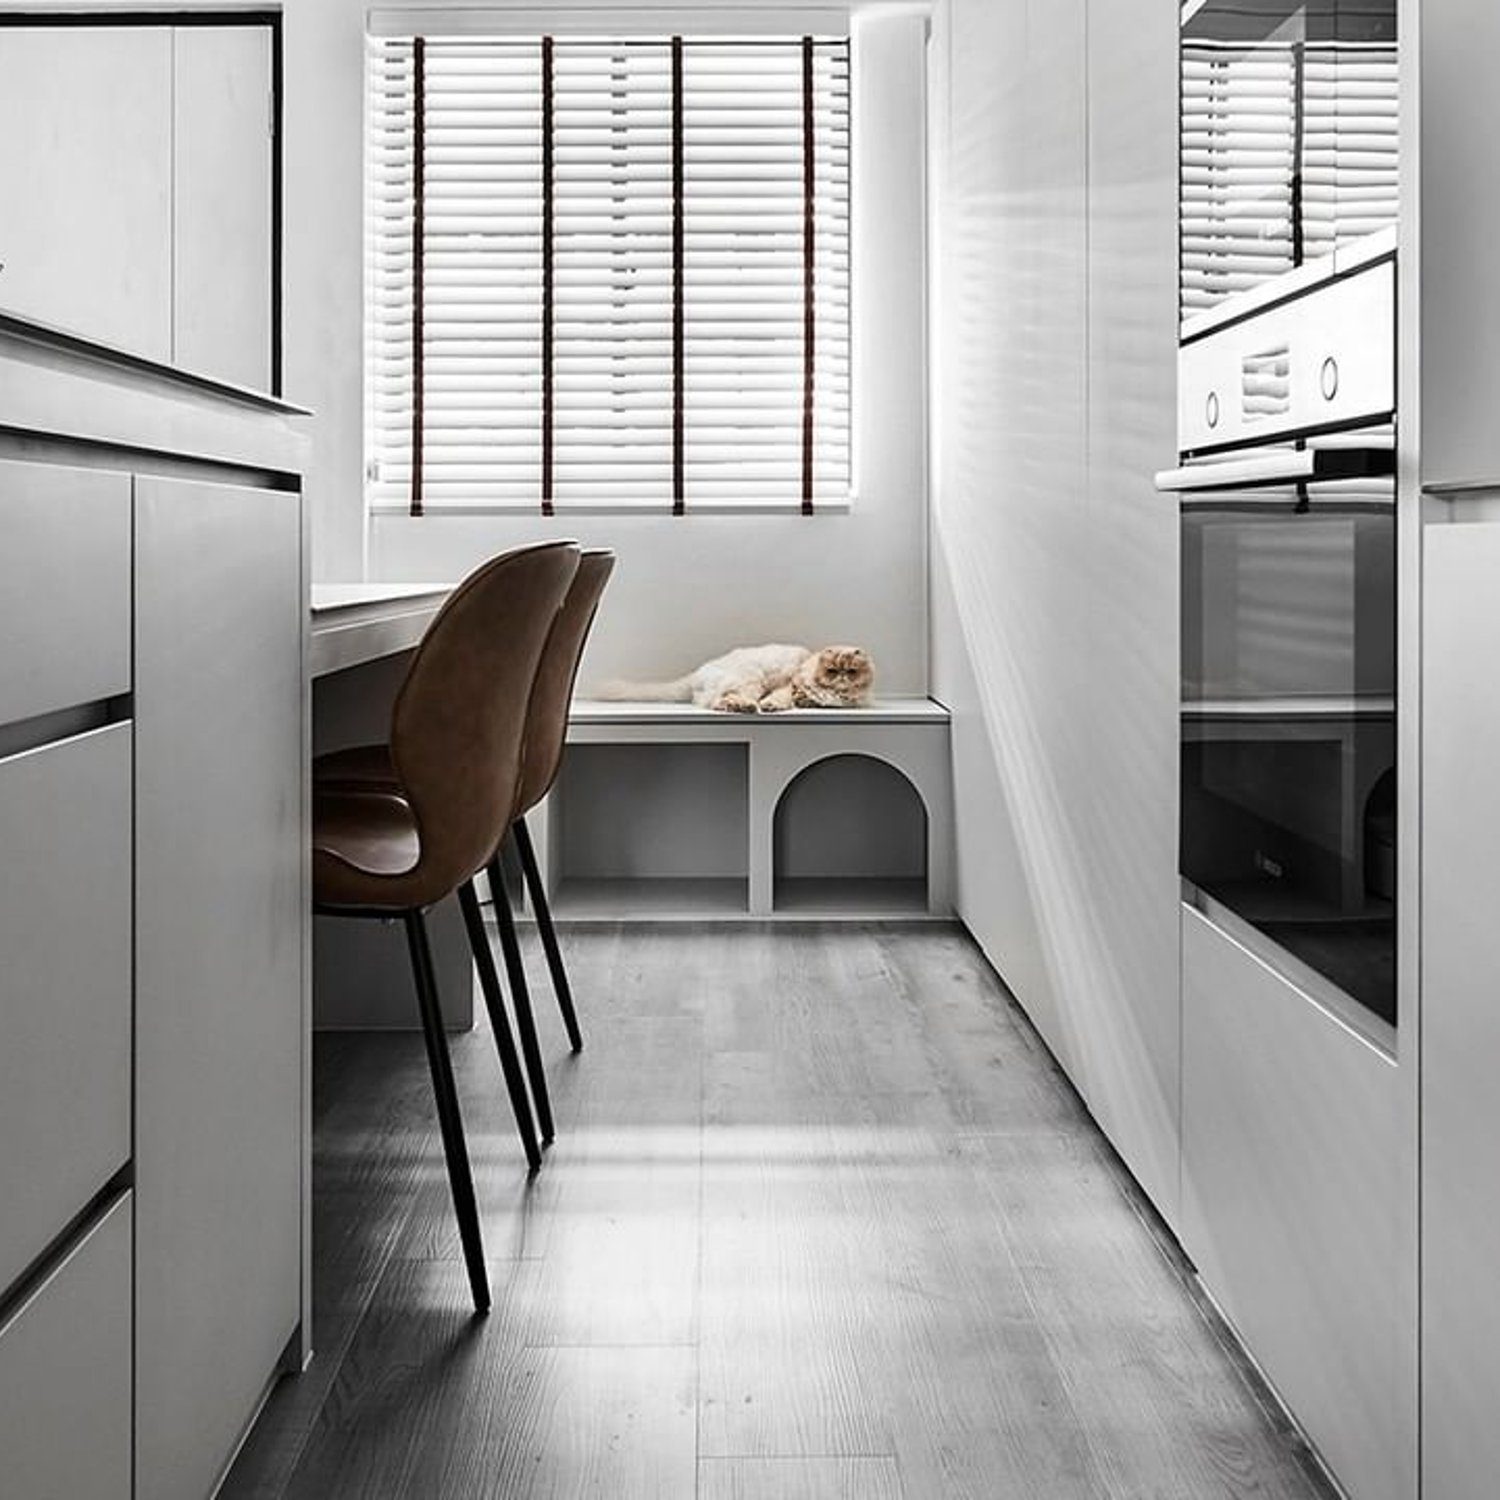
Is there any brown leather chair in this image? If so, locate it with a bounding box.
[485,549,615,1130]
[316,549,616,1148]
[314,540,580,1312]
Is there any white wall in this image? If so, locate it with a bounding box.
[283,1,930,693]
[929,0,1181,1220]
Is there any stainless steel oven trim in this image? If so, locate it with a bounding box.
[1182,884,1398,1058]
[1157,445,1395,491]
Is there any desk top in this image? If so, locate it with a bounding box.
[309,582,450,678]
[311,583,451,613]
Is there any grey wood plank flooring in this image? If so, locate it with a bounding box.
[221,922,1337,1500]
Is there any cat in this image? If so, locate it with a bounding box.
[600,643,875,713]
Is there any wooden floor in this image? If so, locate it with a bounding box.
[223,922,1336,1500]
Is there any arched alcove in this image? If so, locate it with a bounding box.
[772,753,928,914]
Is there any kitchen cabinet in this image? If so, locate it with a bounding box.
[0,20,276,388]
[1416,1,1500,1493]
[0,320,307,1499]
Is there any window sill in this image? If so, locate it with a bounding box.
[367,499,856,518]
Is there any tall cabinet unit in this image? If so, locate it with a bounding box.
[1415,2,1500,1496]
[0,15,305,1498]
[1165,7,1414,1498]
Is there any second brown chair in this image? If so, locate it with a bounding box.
[315,548,616,1149]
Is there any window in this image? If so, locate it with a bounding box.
[366,32,850,515]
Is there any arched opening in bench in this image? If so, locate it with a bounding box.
[772,753,928,915]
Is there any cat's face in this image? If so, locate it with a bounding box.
[811,645,874,698]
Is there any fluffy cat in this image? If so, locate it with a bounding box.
[601,643,875,713]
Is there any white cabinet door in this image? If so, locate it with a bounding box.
[1181,905,1405,1500]
[1421,516,1500,1500]
[0,27,173,357]
[134,474,303,1500]
[173,26,274,390]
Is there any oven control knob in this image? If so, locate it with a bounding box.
[1206,390,1220,429]
[1321,356,1340,401]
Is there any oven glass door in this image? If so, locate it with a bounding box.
[1181,478,1396,1023]
[1181,0,1398,325]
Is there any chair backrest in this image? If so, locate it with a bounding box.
[515,548,616,815]
[390,541,579,900]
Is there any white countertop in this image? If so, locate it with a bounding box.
[310,582,451,613]
[308,582,451,678]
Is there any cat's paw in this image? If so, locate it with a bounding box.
[759,688,794,712]
[712,692,760,714]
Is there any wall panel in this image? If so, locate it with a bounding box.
[931,0,1181,1218]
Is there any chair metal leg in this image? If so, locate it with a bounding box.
[487,852,555,1146]
[513,815,582,1053]
[458,880,542,1173]
[404,909,490,1313]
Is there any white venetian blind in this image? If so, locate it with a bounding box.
[682,39,850,509]
[1300,42,1399,261]
[1181,43,1299,316]
[1180,40,1399,319]
[366,32,851,514]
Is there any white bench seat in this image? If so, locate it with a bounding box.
[524,696,953,921]
[568,697,951,726]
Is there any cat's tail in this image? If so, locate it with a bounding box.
[594,674,695,703]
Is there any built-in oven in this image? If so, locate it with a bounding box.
[1162,0,1399,1027]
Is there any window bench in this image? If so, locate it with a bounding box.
[518,698,954,921]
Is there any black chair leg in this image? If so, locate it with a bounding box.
[404,909,490,1313]
[513,816,582,1053]
[458,880,542,1173]
[487,852,555,1146]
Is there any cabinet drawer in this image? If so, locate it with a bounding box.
[0,1193,132,1500]
[0,462,131,728]
[0,723,131,1295]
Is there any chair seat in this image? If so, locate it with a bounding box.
[314,742,398,791]
[313,788,422,908]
